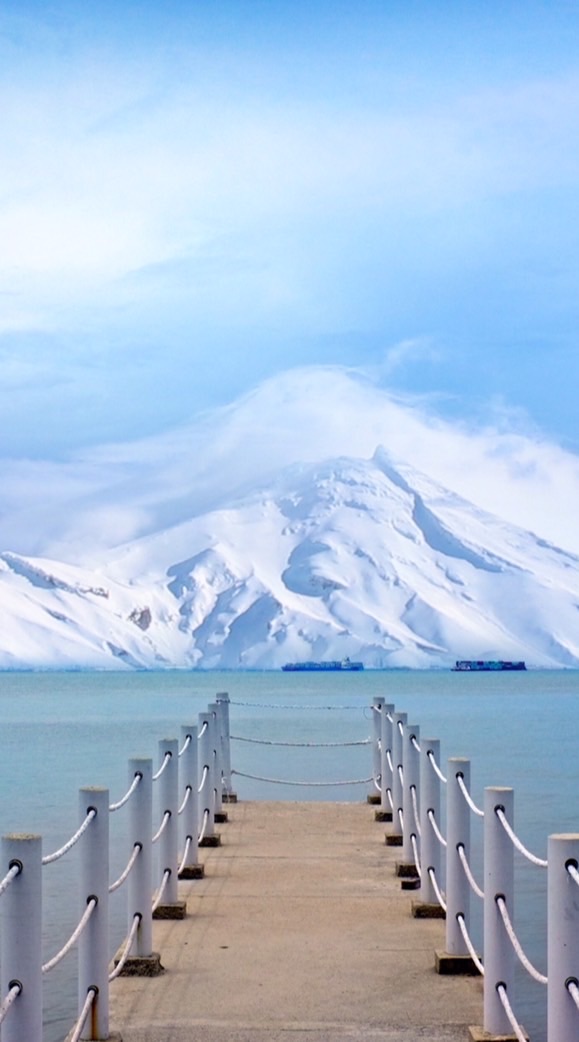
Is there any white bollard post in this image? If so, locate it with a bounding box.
[445,758,471,956]
[210,702,225,820]
[370,696,384,802]
[179,724,203,878]
[380,703,395,818]
[216,693,235,800]
[419,738,442,906]
[157,739,179,906]
[1,834,42,1042]
[402,724,420,868]
[548,833,579,1042]
[128,758,153,957]
[388,712,407,844]
[78,787,109,1041]
[199,712,216,842]
[483,787,515,1035]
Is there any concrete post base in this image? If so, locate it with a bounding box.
[411,899,446,918]
[153,901,187,920]
[114,951,164,977]
[366,793,381,805]
[395,860,418,878]
[199,833,221,847]
[65,1032,123,1042]
[385,833,403,846]
[178,863,205,879]
[215,810,228,823]
[223,792,238,803]
[469,1027,528,1041]
[374,809,392,822]
[435,950,481,975]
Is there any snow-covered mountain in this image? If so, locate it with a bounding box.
[1,447,578,670]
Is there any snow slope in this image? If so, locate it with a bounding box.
[1,449,578,670]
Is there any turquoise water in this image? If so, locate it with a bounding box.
[1,668,578,1041]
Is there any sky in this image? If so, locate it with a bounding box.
[2,1,579,554]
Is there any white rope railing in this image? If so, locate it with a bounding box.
[109,843,141,893]
[457,843,484,899]
[152,750,172,781]
[198,808,210,844]
[410,833,422,878]
[386,787,393,809]
[109,772,142,812]
[410,735,421,752]
[427,748,447,783]
[231,769,373,787]
[42,808,97,865]
[109,913,141,981]
[178,785,192,815]
[231,734,371,747]
[397,764,403,784]
[410,785,421,836]
[495,896,548,984]
[0,862,21,897]
[198,720,208,738]
[427,808,447,848]
[178,835,193,876]
[427,867,447,912]
[456,913,484,974]
[152,869,171,912]
[178,733,192,757]
[397,720,404,735]
[67,987,97,1042]
[228,700,364,710]
[495,807,548,867]
[0,983,21,1026]
[456,774,484,817]
[496,983,528,1042]
[386,750,393,772]
[397,807,404,830]
[152,810,171,844]
[198,765,209,793]
[42,898,97,974]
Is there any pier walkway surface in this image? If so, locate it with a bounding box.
[110,800,482,1042]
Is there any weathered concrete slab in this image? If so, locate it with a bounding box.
[110,801,482,1041]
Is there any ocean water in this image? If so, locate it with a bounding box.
[0,668,578,1041]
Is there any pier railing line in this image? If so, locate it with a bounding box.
[0,697,234,1042]
[370,695,579,1042]
[1,691,578,1042]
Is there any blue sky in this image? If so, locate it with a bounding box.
[2,0,579,463]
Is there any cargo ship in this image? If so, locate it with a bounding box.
[452,660,526,672]
[282,657,364,672]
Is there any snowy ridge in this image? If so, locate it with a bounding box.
[1,449,578,670]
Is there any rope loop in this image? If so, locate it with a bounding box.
[427,808,447,848]
[231,734,371,748]
[178,835,193,876]
[109,843,141,893]
[456,913,484,974]
[496,983,528,1042]
[0,862,21,898]
[109,913,141,981]
[152,810,171,844]
[68,988,97,1042]
[109,772,142,812]
[427,749,447,783]
[178,733,192,757]
[495,807,548,867]
[427,866,447,912]
[152,751,172,781]
[42,808,97,865]
[457,843,484,899]
[456,774,484,817]
[178,785,193,815]
[567,860,579,887]
[410,785,421,836]
[495,895,548,984]
[152,868,171,912]
[42,898,97,974]
[0,982,22,1027]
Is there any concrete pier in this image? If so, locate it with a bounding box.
[110,801,482,1041]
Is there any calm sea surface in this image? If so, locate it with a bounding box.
[1,668,578,1041]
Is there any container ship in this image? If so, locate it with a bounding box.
[282,658,364,672]
[452,660,526,672]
